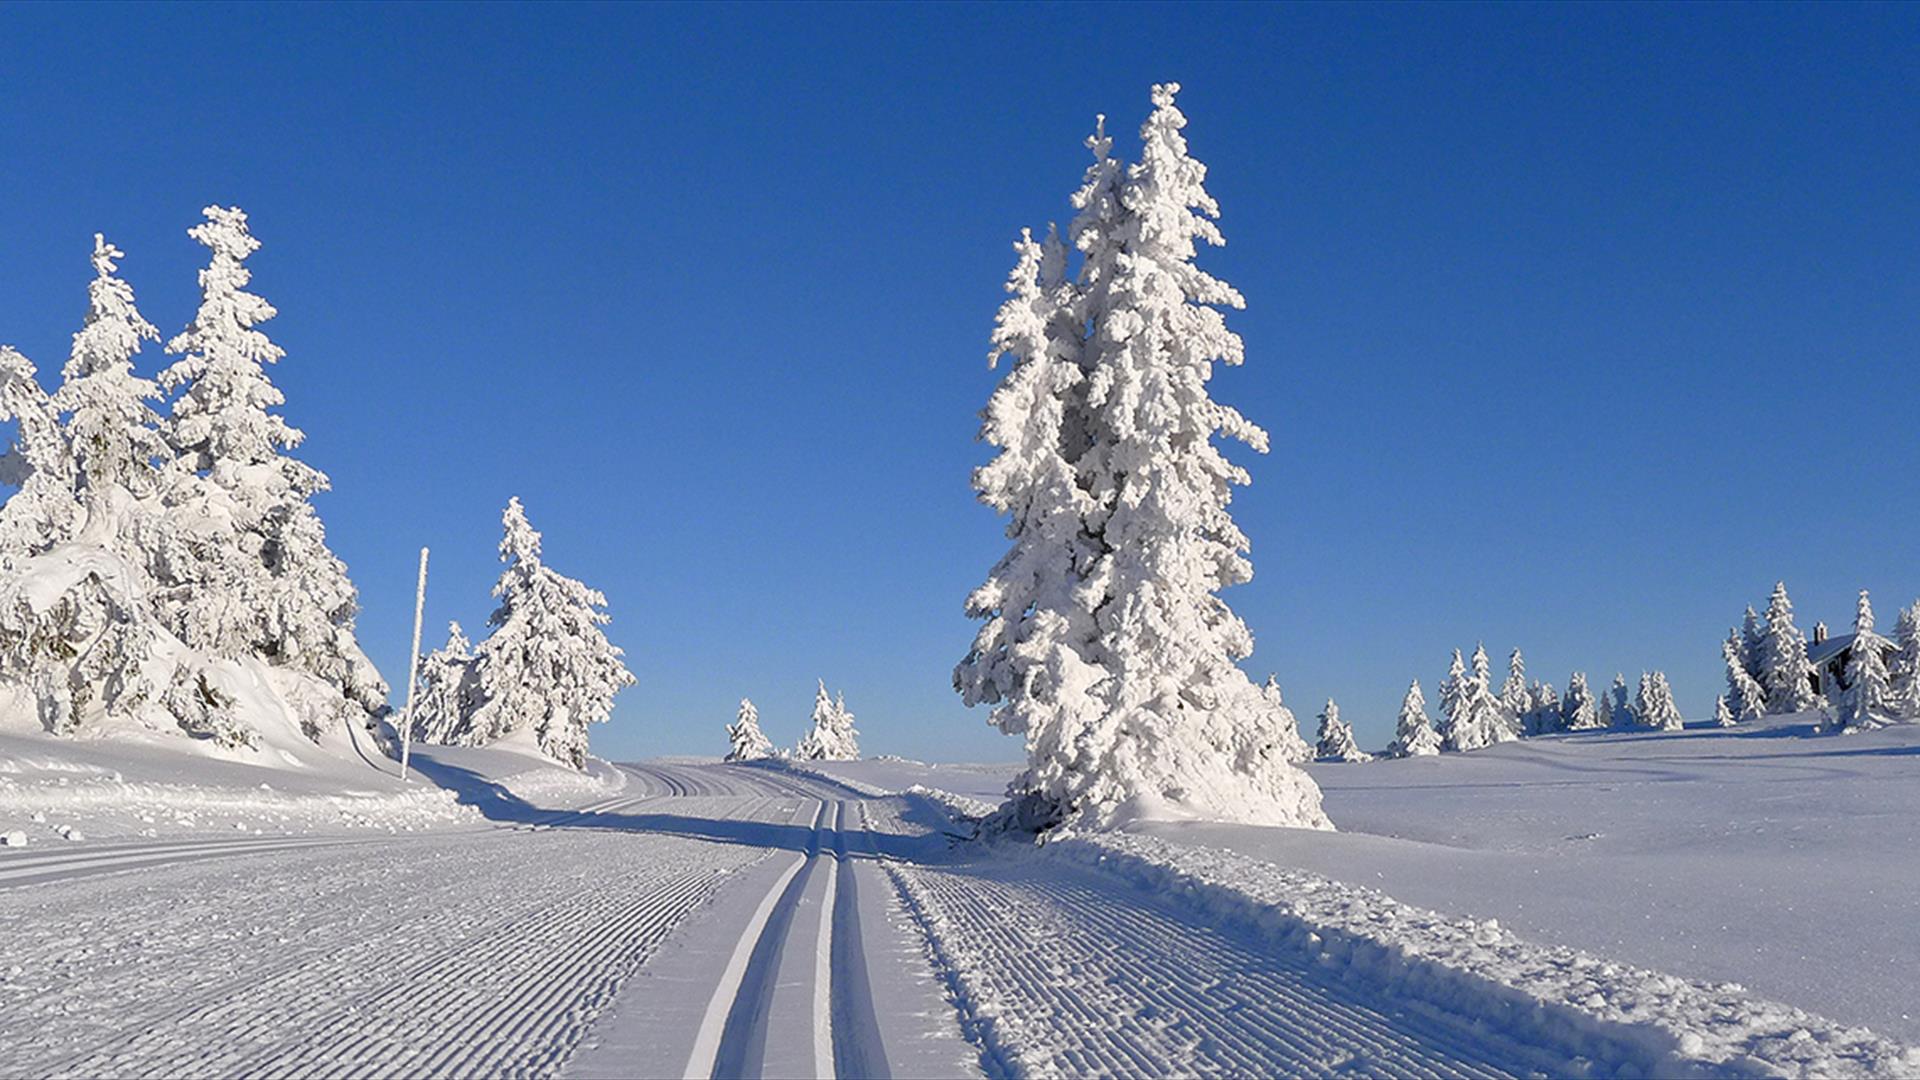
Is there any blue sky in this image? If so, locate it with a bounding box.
[1,3,1916,758]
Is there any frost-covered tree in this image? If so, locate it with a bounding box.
[1314,699,1370,763]
[411,621,477,745]
[53,235,165,516]
[1893,602,1920,721]
[1740,605,1765,682]
[797,680,860,761]
[1253,673,1314,765]
[466,498,634,768]
[1634,671,1684,730]
[155,206,384,729]
[1607,673,1633,727]
[1442,645,1512,751]
[725,698,776,762]
[1500,649,1530,730]
[0,348,78,566]
[1561,671,1603,731]
[954,85,1326,831]
[1524,681,1560,736]
[1837,590,1899,731]
[1721,629,1767,724]
[1714,697,1737,727]
[1756,582,1817,714]
[1385,678,1440,757]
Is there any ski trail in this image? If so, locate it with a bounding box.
[883,851,1567,1080]
[0,834,376,888]
[830,800,891,1079]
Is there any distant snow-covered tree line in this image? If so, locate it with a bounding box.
[0,208,633,768]
[716,681,860,762]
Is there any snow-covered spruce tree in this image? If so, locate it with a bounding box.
[1436,648,1467,749]
[1500,649,1530,730]
[797,680,860,761]
[1721,629,1767,724]
[1894,602,1920,721]
[411,621,477,745]
[155,207,385,735]
[1837,590,1899,731]
[1314,699,1370,763]
[1446,644,1515,751]
[1561,671,1603,731]
[53,235,166,523]
[1607,673,1633,727]
[1634,671,1684,730]
[954,85,1327,831]
[1756,581,1817,714]
[725,698,775,762]
[1714,697,1737,727]
[0,348,79,566]
[1740,605,1765,682]
[1524,681,1559,736]
[1385,678,1440,757]
[1255,674,1315,765]
[466,498,634,768]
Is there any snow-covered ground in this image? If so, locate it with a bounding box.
[4,722,1917,1078]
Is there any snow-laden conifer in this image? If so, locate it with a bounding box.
[466,498,634,768]
[1500,649,1530,730]
[1721,629,1767,724]
[1607,673,1633,727]
[1893,602,1920,721]
[797,680,860,761]
[1561,671,1604,730]
[1740,605,1765,681]
[1757,582,1817,714]
[955,85,1326,830]
[53,235,165,513]
[1837,591,1899,731]
[1436,648,1467,749]
[1634,671,1684,730]
[0,348,78,567]
[155,207,384,730]
[412,621,477,745]
[1385,678,1440,757]
[1253,673,1314,765]
[1713,697,1737,727]
[1314,699,1370,763]
[1444,643,1515,751]
[1524,681,1560,735]
[725,698,776,762]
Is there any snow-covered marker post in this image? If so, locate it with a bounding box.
[399,547,429,781]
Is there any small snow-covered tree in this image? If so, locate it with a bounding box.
[53,235,165,516]
[954,85,1327,831]
[1524,681,1560,735]
[1837,590,1899,731]
[1561,671,1603,730]
[466,498,634,768]
[1756,581,1817,714]
[1893,602,1920,721]
[1721,629,1767,724]
[1385,678,1440,757]
[1252,673,1314,765]
[797,680,860,761]
[0,348,78,566]
[412,621,477,745]
[1714,697,1737,727]
[1445,643,1515,751]
[1607,673,1633,727]
[1740,605,1765,682]
[725,697,776,762]
[155,206,385,728]
[1500,649,1529,730]
[1634,671,1684,730]
[1315,699,1371,763]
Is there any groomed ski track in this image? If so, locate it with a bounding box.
[0,758,1754,1079]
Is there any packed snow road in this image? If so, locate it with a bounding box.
[5,757,1894,1079]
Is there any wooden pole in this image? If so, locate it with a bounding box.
[400,547,429,781]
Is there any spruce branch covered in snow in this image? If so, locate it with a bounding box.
[1314,699,1370,763]
[1837,591,1898,732]
[467,498,634,768]
[725,698,775,762]
[1385,678,1440,757]
[955,84,1326,830]
[1757,582,1817,715]
[1561,671,1604,731]
[797,680,860,761]
[1634,671,1684,731]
